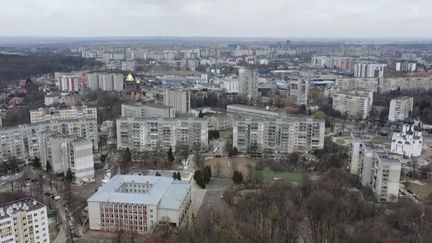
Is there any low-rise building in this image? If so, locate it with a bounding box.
[388,96,414,122]
[0,199,49,243]
[390,121,423,158]
[208,114,233,131]
[227,104,281,120]
[88,175,191,234]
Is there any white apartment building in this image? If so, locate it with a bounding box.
[86,73,124,92]
[116,117,208,152]
[0,199,49,243]
[121,103,175,119]
[286,78,309,106]
[349,136,401,202]
[163,90,191,114]
[332,91,373,119]
[55,73,84,92]
[221,78,239,94]
[396,61,417,72]
[390,121,423,158]
[0,119,98,164]
[371,152,401,202]
[354,63,387,78]
[332,77,432,93]
[88,175,191,234]
[388,96,414,122]
[233,117,325,155]
[43,136,94,182]
[238,67,258,99]
[30,106,97,124]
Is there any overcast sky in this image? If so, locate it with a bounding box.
[1,0,431,38]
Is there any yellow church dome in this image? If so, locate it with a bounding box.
[125,73,135,82]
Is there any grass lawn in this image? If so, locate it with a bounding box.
[335,138,347,145]
[372,136,389,144]
[261,170,304,182]
[407,182,432,199]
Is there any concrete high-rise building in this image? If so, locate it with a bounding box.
[163,90,190,114]
[388,96,414,122]
[238,67,258,99]
[85,73,124,92]
[121,103,175,118]
[371,152,401,202]
[221,79,239,94]
[55,73,85,92]
[44,135,94,182]
[0,119,98,164]
[332,91,373,119]
[349,136,401,202]
[30,106,97,124]
[88,175,191,234]
[396,61,417,72]
[233,117,325,155]
[116,117,208,152]
[286,78,309,106]
[0,199,50,243]
[354,63,387,78]
[390,121,423,158]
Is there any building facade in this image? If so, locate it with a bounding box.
[354,63,387,78]
[163,90,191,114]
[286,78,309,106]
[30,106,97,124]
[0,199,49,243]
[43,136,94,181]
[86,73,124,92]
[238,67,258,99]
[233,117,325,155]
[349,137,401,202]
[116,118,208,152]
[121,103,175,119]
[388,96,414,122]
[332,91,373,119]
[88,175,191,234]
[0,119,98,164]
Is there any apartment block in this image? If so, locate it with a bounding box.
[332,91,373,119]
[388,96,414,122]
[238,67,258,99]
[286,78,309,106]
[163,89,191,114]
[43,135,94,182]
[349,136,401,202]
[121,103,175,119]
[0,199,49,243]
[116,117,208,152]
[88,175,191,234]
[233,117,325,154]
[30,106,97,124]
[0,119,98,164]
[86,73,124,92]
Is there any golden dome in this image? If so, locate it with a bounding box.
[125,73,135,82]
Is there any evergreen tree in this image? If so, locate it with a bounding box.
[176,171,182,181]
[66,168,73,182]
[232,170,243,185]
[155,171,161,176]
[203,166,212,184]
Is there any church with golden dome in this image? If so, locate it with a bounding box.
[123,73,144,101]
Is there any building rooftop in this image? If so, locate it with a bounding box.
[88,175,190,210]
[0,199,45,220]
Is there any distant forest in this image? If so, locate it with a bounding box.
[0,54,101,85]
